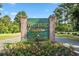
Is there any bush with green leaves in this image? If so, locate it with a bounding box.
[72,33,77,36]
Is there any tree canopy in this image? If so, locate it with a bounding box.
[54,3,79,31]
[0,11,27,33]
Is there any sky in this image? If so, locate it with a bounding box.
[1,3,59,20]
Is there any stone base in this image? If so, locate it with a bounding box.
[50,40,57,44]
[21,37,27,42]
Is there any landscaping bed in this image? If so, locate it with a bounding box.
[0,41,78,56]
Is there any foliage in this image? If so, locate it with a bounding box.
[56,24,72,32]
[54,3,79,31]
[0,41,77,56]
[14,11,27,23]
[14,11,27,32]
[0,11,27,33]
[0,15,12,33]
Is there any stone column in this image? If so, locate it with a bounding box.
[49,15,57,43]
[20,16,27,40]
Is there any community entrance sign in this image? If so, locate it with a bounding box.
[20,15,57,42]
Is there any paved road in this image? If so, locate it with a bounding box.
[56,37,79,53]
[0,36,21,51]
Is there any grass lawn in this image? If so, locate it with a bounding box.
[56,33,79,41]
[0,33,20,40]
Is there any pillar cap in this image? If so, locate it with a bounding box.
[49,14,56,18]
[20,16,27,19]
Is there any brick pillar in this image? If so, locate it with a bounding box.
[20,16,27,40]
[49,15,57,43]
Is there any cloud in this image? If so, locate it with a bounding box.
[10,12,17,16]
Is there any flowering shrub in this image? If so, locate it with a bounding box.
[0,41,77,56]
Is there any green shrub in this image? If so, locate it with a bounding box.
[0,41,77,56]
[67,32,70,34]
[77,33,79,36]
[72,33,77,35]
[60,32,65,34]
